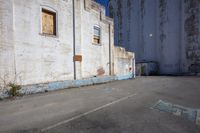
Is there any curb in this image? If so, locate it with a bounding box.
[0,74,134,99]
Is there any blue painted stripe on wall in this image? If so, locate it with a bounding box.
[1,75,134,99]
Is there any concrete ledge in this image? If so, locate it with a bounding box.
[0,74,133,99]
[0,91,8,99]
[116,74,133,80]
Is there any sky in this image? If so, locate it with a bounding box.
[95,0,109,15]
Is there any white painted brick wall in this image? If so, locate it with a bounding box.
[0,0,134,90]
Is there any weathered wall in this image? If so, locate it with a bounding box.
[157,0,181,74]
[183,0,200,73]
[12,0,74,85]
[81,1,112,78]
[0,1,16,87]
[0,0,134,91]
[109,0,200,74]
[114,47,134,77]
[109,0,157,64]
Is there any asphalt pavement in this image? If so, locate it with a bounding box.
[0,76,200,133]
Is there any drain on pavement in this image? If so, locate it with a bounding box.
[152,100,200,126]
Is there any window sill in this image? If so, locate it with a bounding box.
[39,33,58,38]
[92,43,102,46]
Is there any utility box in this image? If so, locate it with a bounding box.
[136,61,159,76]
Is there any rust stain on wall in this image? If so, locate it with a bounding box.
[74,55,82,62]
[97,67,105,76]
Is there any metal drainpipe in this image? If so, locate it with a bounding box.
[72,0,76,80]
[109,24,112,76]
[133,58,136,78]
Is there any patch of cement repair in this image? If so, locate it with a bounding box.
[152,100,200,126]
[196,110,200,126]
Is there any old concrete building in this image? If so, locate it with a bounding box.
[0,0,134,97]
[109,0,200,75]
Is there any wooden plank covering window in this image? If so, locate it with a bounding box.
[93,35,100,44]
[42,9,56,35]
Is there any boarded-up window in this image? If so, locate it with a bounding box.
[93,26,101,44]
[42,9,56,35]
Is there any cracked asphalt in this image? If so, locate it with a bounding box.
[0,76,200,133]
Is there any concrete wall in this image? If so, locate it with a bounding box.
[157,0,181,74]
[0,0,134,93]
[109,0,200,74]
[183,0,200,73]
[0,1,16,87]
[81,1,111,78]
[12,0,74,85]
[114,47,134,78]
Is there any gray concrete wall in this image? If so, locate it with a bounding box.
[157,0,181,74]
[183,0,200,73]
[109,0,200,74]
